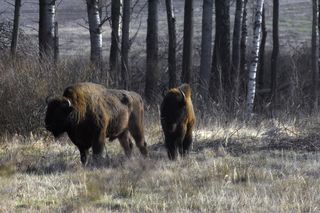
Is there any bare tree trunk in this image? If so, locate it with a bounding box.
[181,0,193,83]
[121,0,130,89]
[246,0,264,115]
[199,0,213,97]
[209,0,230,103]
[110,0,121,83]
[312,0,319,111]
[54,22,59,64]
[240,0,248,98]
[231,0,244,106]
[86,0,102,69]
[10,0,21,58]
[165,0,177,89]
[145,0,159,102]
[39,0,56,60]
[256,6,267,108]
[270,0,279,111]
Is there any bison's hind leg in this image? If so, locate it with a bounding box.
[129,129,148,157]
[118,130,134,157]
[182,127,193,156]
[128,113,148,157]
[79,148,89,166]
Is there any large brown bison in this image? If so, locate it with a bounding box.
[160,84,196,160]
[45,82,148,165]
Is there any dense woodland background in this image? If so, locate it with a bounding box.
[0,0,318,134]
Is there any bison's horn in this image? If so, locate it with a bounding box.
[66,99,72,107]
[178,88,186,100]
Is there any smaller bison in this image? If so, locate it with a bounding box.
[45,82,148,165]
[160,84,196,160]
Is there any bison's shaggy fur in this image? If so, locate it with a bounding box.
[45,82,148,165]
[160,84,196,160]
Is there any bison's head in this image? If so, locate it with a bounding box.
[160,89,187,133]
[45,96,74,138]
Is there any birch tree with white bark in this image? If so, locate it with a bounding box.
[39,0,56,60]
[86,0,102,68]
[246,0,264,115]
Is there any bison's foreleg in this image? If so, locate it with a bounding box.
[79,148,89,166]
[165,137,177,160]
[118,130,133,157]
[92,131,106,164]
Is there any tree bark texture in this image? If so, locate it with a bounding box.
[231,0,244,105]
[10,0,21,58]
[199,0,213,97]
[240,0,248,97]
[165,0,177,89]
[110,0,121,81]
[54,21,59,64]
[270,0,279,111]
[39,0,56,60]
[256,6,267,107]
[181,0,193,83]
[121,0,131,89]
[246,0,264,115]
[210,0,230,102]
[86,0,102,68]
[312,0,319,111]
[145,0,159,102]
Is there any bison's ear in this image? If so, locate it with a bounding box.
[46,95,55,104]
[178,89,186,107]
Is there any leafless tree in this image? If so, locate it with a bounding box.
[210,0,230,103]
[145,0,159,102]
[270,0,279,111]
[256,6,267,107]
[231,0,244,106]
[239,0,248,96]
[86,0,102,68]
[246,0,264,115]
[165,0,177,89]
[181,0,193,83]
[199,0,213,97]
[110,0,121,82]
[39,0,56,60]
[121,0,130,89]
[312,0,319,111]
[10,0,21,58]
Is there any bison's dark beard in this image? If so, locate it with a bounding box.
[46,125,66,138]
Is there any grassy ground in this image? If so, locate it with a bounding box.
[1,115,320,212]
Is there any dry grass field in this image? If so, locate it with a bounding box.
[1,115,320,212]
